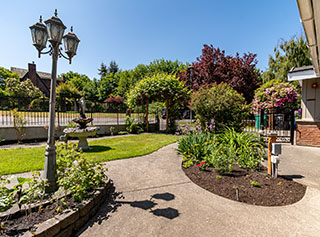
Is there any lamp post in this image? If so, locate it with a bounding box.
[30,10,80,192]
[187,65,194,124]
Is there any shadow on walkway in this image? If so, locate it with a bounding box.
[76,184,180,236]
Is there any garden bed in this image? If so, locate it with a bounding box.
[183,164,306,206]
[0,180,112,236]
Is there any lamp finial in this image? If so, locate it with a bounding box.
[39,15,42,22]
[54,9,58,16]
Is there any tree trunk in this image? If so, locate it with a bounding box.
[146,97,149,132]
[166,99,169,133]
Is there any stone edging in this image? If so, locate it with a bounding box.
[21,180,112,237]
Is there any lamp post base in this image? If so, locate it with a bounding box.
[44,144,57,193]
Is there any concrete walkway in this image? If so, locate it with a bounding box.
[275,144,320,190]
[77,143,320,237]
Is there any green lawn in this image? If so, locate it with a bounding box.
[0,134,178,175]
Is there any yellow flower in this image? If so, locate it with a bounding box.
[195,144,199,146]
[215,138,217,141]
[260,146,264,149]
[204,142,208,146]
[217,142,219,144]
[209,140,213,143]
[183,152,186,155]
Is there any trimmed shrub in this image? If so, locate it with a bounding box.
[191,83,249,131]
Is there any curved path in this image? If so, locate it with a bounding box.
[78,143,320,237]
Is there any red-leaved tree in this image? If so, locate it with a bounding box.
[180,44,260,102]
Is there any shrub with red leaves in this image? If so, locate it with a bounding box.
[179,44,260,102]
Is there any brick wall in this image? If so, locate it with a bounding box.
[296,121,320,147]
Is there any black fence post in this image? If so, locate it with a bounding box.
[260,109,265,130]
[290,110,295,145]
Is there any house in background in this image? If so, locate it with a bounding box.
[11,62,62,97]
[287,0,320,147]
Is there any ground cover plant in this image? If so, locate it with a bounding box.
[0,134,178,175]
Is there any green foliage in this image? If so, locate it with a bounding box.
[178,128,264,173]
[218,128,264,169]
[250,180,261,188]
[98,73,120,100]
[18,172,47,210]
[191,83,248,131]
[58,71,91,92]
[177,131,215,162]
[125,116,144,134]
[12,109,27,143]
[110,126,115,135]
[5,78,41,98]
[0,67,19,90]
[206,144,236,174]
[262,35,311,83]
[55,144,107,202]
[0,176,16,212]
[56,82,81,98]
[0,173,47,213]
[127,73,190,131]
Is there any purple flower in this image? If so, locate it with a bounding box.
[211,119,215,124]
[185,125,189,130]
[298,109,302,114]
[208,124,213,130]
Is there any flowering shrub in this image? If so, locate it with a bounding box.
[252,80,300,113]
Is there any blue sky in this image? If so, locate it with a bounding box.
[0,0,303,79]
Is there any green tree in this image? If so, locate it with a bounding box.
[98,73,119,100]
[127,73,190,132]
[262,35,311,82]
[98,62,108,77]
[0,67,19,89]
[58,71,91,92]
[108,60,119,74]
[5,78,42,109]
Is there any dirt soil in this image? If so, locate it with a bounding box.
[0,197,77,237]
[183,164,306,206]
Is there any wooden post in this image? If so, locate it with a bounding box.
[166,99,169,133]
[146,97,149,132]
[267,132,277,175]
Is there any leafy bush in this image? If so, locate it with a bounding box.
[177,131,215,162]
[55,144,107,202]
[12,109,27,143]
[206,143,236,174]
[125,116,144,134]
[191,83,249,132]
[177,128,265,173]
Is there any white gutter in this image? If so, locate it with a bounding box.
[297,0,320,75]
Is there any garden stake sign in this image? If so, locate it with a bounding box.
[267,132,277,175]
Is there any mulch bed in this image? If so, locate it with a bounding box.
[183,164,306,206]
[0,197,76,237]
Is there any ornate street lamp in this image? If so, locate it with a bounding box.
[30,9,80,192]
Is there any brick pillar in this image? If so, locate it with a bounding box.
[296,120,320,147]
